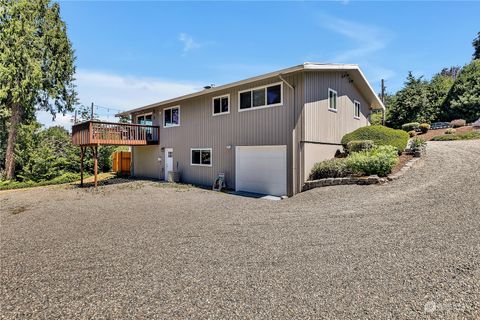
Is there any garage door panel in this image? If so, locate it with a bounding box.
[235,146,287,196]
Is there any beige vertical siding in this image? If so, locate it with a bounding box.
[303,71,370,143]
[303,143,343,180]
[133,73,304,195]
[132,145,160,179]
[301,71,372,183]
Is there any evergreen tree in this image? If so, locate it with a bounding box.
[0,0,76,180]
[443,60,480,122]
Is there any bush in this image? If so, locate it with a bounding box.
[346,145,399,177]
[431,131,480,141]
[410,137,426,150]
[309,159,351,180]
[370,112,383,126]
[341,125,409,154]
[445,128,456,134]
[419,123,430,133]
[450,119,466,128]
[346,140,375,153]
[401,122,420,132]
[408,130,417,137]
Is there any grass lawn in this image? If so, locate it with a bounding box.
[0,172,115,191]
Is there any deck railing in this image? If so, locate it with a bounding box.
[72,120,159,146]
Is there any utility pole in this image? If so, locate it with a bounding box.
[91,102,94,120]
[380,79,386,126]
[74,110,77,123]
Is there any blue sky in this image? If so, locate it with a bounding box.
[40,1,479,127]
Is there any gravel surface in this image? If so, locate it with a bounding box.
[1,140,479,319]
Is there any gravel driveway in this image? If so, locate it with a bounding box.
[1,140,479,319]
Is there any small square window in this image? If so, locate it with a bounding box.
[213,95,230,115]
[267,85,281,105]
[164,106,180,127]
[191,148,212,166]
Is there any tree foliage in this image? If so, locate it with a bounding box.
[12,121,120,182]
[473,32,480,60]
[443,60,480,122]
[0,0,76,179]
[386,72,433,128]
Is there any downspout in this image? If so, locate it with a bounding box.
[279,74,297,196]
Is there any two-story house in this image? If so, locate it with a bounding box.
[118,63,385,196]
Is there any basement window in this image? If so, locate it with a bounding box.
[164,106,180,127]
[191,148,212,166]
[212,94,230,116]
[328,88,337,112]
[239,82,283,111]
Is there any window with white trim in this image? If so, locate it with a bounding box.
[212,94,230,115]
[191,148,212,166]
[354,100,361,119]
[136,113,152,125]
[239,83,282,111]
[328,88,337,111]
[164,106,180,127]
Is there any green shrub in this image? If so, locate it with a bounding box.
[369,112,383,126]
[401,122,420,132]
[341,125,409,154]
[408,130,417,137]
[346,145,399,177]
[419,123,430,133]
[410,137,426,150]
[450,119,466,128]
[0,173,80,191]
[431,131,480,141]
[346,140,375,153]
[309,159,351,180]
[445,128,456,134]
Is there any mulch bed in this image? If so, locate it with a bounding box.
[390,153,414,175]
[416,126,473,141]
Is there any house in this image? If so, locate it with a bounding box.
[118,63,385,196]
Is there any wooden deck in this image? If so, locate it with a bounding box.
[72,120,159,146]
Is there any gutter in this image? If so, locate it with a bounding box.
[279,74,298,195]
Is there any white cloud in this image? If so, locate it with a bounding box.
[178,32,202,55]
[319,14,390,62]
[38,69,201,129]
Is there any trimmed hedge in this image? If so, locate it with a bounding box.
[309,159,351,180]
[346,145,399,177]
[419,123,430,133]
[401,122,420,132]
[450,119,466,128]
[346,140,375,153]
[341,125,409,154]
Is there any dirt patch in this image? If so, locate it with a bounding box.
[390,153,414,175]
[10,205,28,215]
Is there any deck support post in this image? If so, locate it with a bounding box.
[80,146,85,187]
[91,145,98,189]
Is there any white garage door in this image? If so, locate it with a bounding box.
[235,145,287,196]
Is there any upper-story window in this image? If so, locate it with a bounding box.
[354,100,361,119]
[212,94,230,116]
[136,113,152,125]
[328,88,337,112]
[164,106,180,128]
[238,82,283,111]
